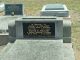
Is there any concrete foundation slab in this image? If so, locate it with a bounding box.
[1,40,63,60]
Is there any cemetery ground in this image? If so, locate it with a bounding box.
[0,0,80,60]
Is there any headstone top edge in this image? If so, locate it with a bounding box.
[41,4,68,11]
[15,16,63,21]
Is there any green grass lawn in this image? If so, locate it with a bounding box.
[0,0,80,15]
[0,0,80,60]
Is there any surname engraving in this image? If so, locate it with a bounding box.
[23,23,55,38]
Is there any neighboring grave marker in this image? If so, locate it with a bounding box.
[45,4,64,10]
[40,4,69,17]
[5,4,23,15]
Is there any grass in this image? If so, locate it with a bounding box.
[0,0,80,60]
[0,0,80,15]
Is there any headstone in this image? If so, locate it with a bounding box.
[8,16,63,42]
[5,4,23,15]
[8,16,71,43]
[15,16,63,39]
[40,4,69,17]
[45,4,64,10]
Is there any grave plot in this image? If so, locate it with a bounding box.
[0,16,75,60]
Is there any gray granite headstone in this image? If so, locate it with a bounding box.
[15,16,63,39]
[45,4,64,10]
[40,4,69,17]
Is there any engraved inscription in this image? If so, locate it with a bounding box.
[23,23,55,38]
[27,24,51,36]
